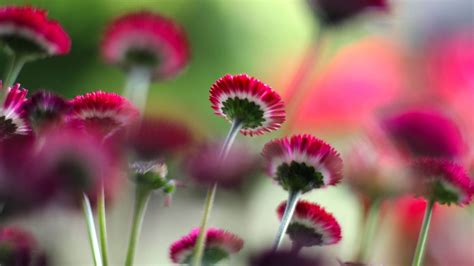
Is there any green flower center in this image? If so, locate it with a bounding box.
[124,49,160,68]
[221,98,265,129]
[1,35,47,56]
[431,180,459,205]
[287,223,323,247]
[276,161,324,193]
[184,247,229,265]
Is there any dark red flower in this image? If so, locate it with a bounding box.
[249,249,324,266]
[101,11,189,80]
[210,74,286,136]
[262,134,343,193]
[0,227,47,266]
[0,83,30,140]
[23,90,70,133]
[0,6,70,55]
[169,227,243,264]
[307,0,388,25]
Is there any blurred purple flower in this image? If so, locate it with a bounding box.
[0,227,48,266]
[249,249,324,266]
[23,90,70,133]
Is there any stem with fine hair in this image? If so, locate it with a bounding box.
[357,197,382,262]
[273,190,302,250]
[123,66,152,113]
[191,119,243,266]
[412,199,435,266]
[82,194,102,266]
[3,53,28,89]
[125,184,152,266]
[98,186,109,266]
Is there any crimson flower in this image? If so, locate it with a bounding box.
[0,227,48,266]
[23,90,70,132]
[0,83,30,140]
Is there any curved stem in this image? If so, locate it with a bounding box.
[3,53,28,88]
[123,66,152,114]
[98,186,109,266]
[125,185,152,266]
[273,190,302,250]
[82,194,102,266]
[412,199,435,266]
[357,197,382,262]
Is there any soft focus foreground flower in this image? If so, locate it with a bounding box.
[277,200,341,248]
[125,116,192,161]
[0,83,30,139]
[101,11,189,80]
[249,249,324,266]
[210,74,285,136]
[262,134,343,193]
[0,6,70,56]
[381,108,466,159]
[68,91,139,137]
[307,0,388,25]
[184,141,261,188]
[411,158,472,206]
[169,227,243,265]
[0,227,47,266]
[23,90,70,133]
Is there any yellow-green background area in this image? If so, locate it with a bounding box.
[0,0,379,265]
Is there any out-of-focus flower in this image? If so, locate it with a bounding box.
[307,0,388,25]
[101,11,189,81]
[262,134,343,193]
[381,108,466,159]
[23,90,70,133]
[169,227,243,265]
[125,117,192,161]
[35,127,122,206]
[277,200,341,248]
[210,74,285,136]
[184,141,261,188]
[0,6,70,56]
[0,83,30,140]
[68,91,139,137]
[249,249,324,266]
[0,227,47,266]
[411,158,472,206]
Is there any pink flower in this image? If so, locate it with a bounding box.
[411,158,472,206]
[307,0,388,25]
[210,74,286,136]
[262,134,343,193]
[277,200,342,247]
[0,227,47,266]
[68,91,139,137]
[0,6,71,55]
[169,227,243,264]
[23,90,70,132]
[101,11,189,80]
[381,108,466,159]
[0,83,30,139]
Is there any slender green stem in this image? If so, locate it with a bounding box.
[412,199,435,266]
[82,194,102,266]
[125,185,152,266]
[191,119,243,266]
[357,197,382,262]
[273,190,302,250]
[123,66,152,114]
[191,183,218,266]
[3,53,28,89]
[98,186,109,266]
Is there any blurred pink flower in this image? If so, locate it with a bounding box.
[0,226,47,266]
[23,90,70,133]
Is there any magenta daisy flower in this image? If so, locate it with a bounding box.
[0,6,71,56]
[0,83,30,139]
[101,11,189,80]
[277,200,341,249]
[0,227,45,266]
[23,90,70,132]
[307,0,388,25]
[262,134,343,193]
[210,74,286,136]
[169,227,244,265]
[68,91,139,137]
[411,158,472,206]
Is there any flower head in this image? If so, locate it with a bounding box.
[23,90,70,132]
[101,11,189,80]
[184,141,262,188]
[381,108,466,159]
[411,158,472,206]
[169,227,243,264]
[277,200,341,247]
[307,0,388,25]
[0,227,42,266]
[249,249,324,266]
[0,83,30,139]
[262,134,343,193]
[210,74,285,136]
[0,6,70,56]
[68,91,139,137]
